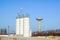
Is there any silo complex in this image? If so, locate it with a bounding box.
[16,15,32,37]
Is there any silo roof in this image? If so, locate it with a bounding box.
[16,15,29,19]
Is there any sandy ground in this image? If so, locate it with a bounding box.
[0,35,60,40]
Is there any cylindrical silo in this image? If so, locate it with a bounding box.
[16,16,24,36]
[19,17,24,35]
[16,17,20,35]
[23,16,30,37]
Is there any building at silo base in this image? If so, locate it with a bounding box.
[0,28,7,35]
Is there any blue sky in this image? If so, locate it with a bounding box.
[0,0,60,33]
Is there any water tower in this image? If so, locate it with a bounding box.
[36,18,43,32]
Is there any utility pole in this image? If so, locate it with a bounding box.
[8,25,9,40]
[8,25,9,35]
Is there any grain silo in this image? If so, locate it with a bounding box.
[16,15,32,37]
[23,16,30,37]
[16,15,24,36]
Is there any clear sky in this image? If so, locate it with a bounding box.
[0,0,60,33]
